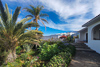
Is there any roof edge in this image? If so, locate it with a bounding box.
[82,14,100,27]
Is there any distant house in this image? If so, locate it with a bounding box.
[77,14,100,54]
[60,35,67,39]
[41,32,75,41]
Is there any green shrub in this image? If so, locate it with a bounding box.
[58,43,67,51]
[47,55,67,67]
[58,52,72,65]
[39,42,60,60]
[16,46,22,55]
[20,53,28,61]
[40,41,63,45]
[66,45,76,56]
[47,52,72,67]
[59,44,76,56]
[6,61,23,67]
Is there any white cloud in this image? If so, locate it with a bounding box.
[7,0,100,31]
[38,0,100,31]
[43,17,90,31]
[92,0,100,16]
[39,0,90,19]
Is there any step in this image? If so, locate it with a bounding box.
[75,46,90,49]
[76,48,95,52]
[74,45,88,47]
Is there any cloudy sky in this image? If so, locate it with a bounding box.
[2,0,100,36]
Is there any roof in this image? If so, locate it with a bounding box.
[78,28,87,32]
[82,14,100,27]
[60,35,67,38]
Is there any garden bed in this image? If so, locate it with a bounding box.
[1,41,76,67]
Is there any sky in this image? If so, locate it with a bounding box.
[1,0,100,36]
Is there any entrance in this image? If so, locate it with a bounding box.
[86,33,88,42]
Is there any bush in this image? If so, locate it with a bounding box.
[4,55,39,67]
[58,43,67,51]
[46,44,76,67]
[66,45,76,56]
[20,53,28,61]
[47,55,67,67]
[58,52,71,65]
[38,42,60,60]
[47,52,71,67]
[16,46,22,55]
[58,44,76,56]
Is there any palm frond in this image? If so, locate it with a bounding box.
[26,15,33,18]
[40,19,46,30]
[0,0,7,25]
[17,17,32,24]
[12,6,21,25]
[38,5,44,11]
[22,22,39,29]
[29,5,35,12]
[23,7,34,15]
[18,30,43,41]
[13,17,32,35]
[41,18,49,23]
[5,4,11,20]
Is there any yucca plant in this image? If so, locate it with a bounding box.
[23,5,49,30]
[0,0,43,63]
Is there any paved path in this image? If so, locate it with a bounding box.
[69,43,100,67]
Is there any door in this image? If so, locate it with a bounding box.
[86,33,88,42]
[99,30,100,40]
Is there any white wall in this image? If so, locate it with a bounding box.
[88,21,100,54]
[79,31,87,41]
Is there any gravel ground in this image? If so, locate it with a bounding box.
[69,51,100,67]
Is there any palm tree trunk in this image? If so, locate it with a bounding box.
[6,48,17,63]
[35,18,38,30]
[36,27,38,30]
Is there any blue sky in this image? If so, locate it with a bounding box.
[2,0,100,36]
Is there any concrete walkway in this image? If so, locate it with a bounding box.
[70,43,100,67]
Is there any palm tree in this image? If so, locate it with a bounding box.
[23,5,49,30]
[0,0,43,63]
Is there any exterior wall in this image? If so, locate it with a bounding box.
[88,21,100,54]
[79,31,87,41]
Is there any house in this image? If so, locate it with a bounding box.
[41,32,75,41]
[78,14,100,54]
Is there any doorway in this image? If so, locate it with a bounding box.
[86,33,88,42]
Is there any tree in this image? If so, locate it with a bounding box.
[0,0,43,63]
[23,5,49,30]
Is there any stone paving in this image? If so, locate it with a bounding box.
[69,43,100,67]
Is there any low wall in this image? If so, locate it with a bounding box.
[75,38,79,43]
[88,40,100,54]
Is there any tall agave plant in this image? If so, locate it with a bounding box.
[23,5,49,30]
[0,0,43,63]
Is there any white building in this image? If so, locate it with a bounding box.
[42,32,75,41]
[77,14,100,54]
